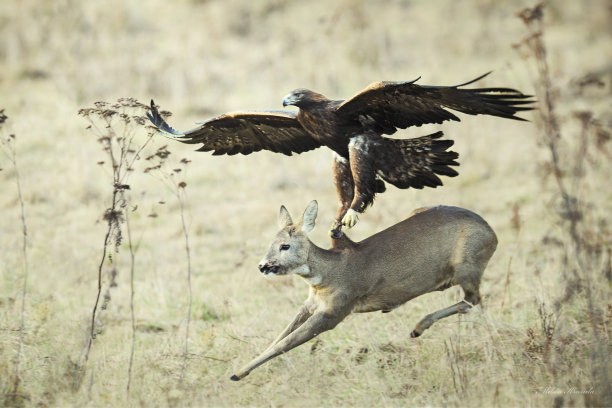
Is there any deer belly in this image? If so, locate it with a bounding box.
[351,293,412,314]
[350,273,447,314]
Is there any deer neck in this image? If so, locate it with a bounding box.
[295,241,342,287]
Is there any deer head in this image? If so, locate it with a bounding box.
[258,200,318,276]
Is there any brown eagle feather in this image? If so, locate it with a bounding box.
[147,72,534,234]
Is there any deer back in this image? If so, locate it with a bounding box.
[324,205,498,312]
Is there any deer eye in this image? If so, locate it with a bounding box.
[280,244,290,251]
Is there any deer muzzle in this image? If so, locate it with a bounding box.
[258,263,280,275]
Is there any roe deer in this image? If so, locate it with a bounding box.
[230,200,497,381]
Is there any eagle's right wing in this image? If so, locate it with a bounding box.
[147,100,321,156]
[335,73,535,135]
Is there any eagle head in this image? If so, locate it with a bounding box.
[282,89,326,108]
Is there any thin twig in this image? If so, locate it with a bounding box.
[83,185,119,370]
[142,143,193,384]
[14,149,29,400]
[126,207,137,398]
[1,127,30,402]
[178,185,193,383]
[500,256,513,309]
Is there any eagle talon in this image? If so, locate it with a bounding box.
[330,228,344,239]
[342,209,359,228]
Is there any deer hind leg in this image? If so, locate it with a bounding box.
[410,286,480,337]
[410,283,481,338]
[411,229,495,337]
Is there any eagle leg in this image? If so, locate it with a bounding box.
[331,153,354,237]
[342,134,381,229]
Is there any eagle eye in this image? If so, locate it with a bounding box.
[280,244,290,251]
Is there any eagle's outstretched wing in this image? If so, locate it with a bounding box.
[335,72,535,135]
[147,100,321,156]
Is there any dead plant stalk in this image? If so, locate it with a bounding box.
[0,114,30,402]
[517,3,611,403]
[77,99,154,393]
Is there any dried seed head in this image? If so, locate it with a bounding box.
[573,111,592,124]
[78,108,94,117]
[103,208,124,223]
[114,183,130,191]
[155,145,171,159]
[517,3,544,24]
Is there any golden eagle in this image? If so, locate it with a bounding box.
[147,73,533,236]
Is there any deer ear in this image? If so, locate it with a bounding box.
[278,205,293,228]
[300,200,318,233]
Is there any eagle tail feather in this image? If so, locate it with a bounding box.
[375,132,460,190]
[147,100,185,136]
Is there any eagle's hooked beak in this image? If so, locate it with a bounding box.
[282,93,297,107]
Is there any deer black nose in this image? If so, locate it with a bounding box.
[259,264,279,274]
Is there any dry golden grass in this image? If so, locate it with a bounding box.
[1,0,611,406]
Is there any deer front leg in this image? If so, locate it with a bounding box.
[263,305,312,352]
[331,153,354,238]
[230,311,346,381]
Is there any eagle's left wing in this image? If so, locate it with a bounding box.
[147,100,321,156]
[335,72,535,135]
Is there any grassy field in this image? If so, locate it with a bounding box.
[1,0,611,406]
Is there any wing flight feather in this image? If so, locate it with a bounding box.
[147,100,321,156]
[335,73,535,135]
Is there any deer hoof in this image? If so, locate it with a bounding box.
[342,209,359,228]
[410,330,421,338]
